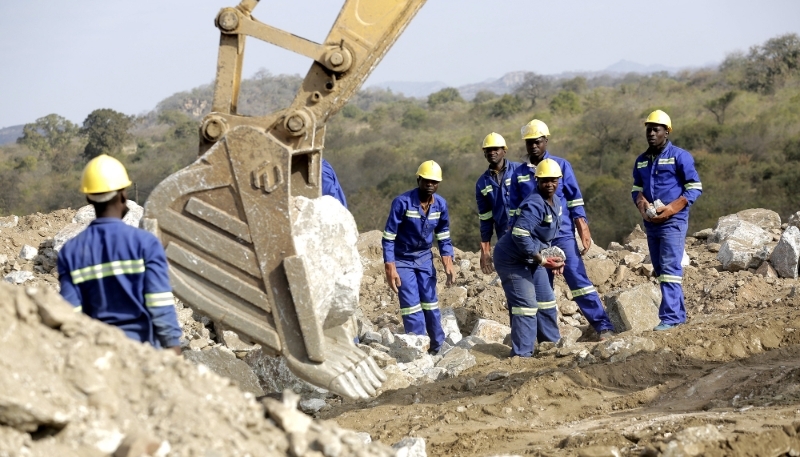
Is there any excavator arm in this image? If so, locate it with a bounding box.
[142,0,426,399]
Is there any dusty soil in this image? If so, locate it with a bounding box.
[4,208,800,456]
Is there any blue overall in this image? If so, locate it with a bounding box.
[493,188,561,357]
[509,152,615,333]
[475,159,523,241]
[632,141,702,325]
[57,218,183,348]
[322,159,347,208]
[382,189,454,351]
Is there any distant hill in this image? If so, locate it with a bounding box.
[603,59,680,74]
[0,125,23,146]
[366,80,448,98]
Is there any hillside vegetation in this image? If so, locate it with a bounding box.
[2,34,799,251]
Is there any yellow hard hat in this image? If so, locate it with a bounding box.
[521,119,550,140]
[80,154,132,194]
[534,158,562,178]
[482,132,507,150]
[416,160,443,182]
[644,110,672,132]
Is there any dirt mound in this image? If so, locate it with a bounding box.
[0,282,394,456]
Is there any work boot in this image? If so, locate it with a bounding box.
[653,322,680,331]
[598,330,616,341]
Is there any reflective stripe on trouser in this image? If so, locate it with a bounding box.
[503,265,560,344]
[396,261,445,350]
[547,236,616,333]
[494,248,552,357]
[647,226,687,325]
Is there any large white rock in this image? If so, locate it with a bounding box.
[53,201,144,251]
[393,437,427,457]
[440,307,462,344]
[734,208,781,230]
[770,226,800,279]
[0,215,18,228]
[3,271,35,285]
[471,319,510,344]
[290,196,362,328]
[18,245,38,261]
[710,216,772,246]
[605,283,661,333]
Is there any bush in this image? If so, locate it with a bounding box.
[490,94,524,118]
[550,91,582,116]
[428,88,463,108]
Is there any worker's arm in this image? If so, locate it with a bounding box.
[56,253,83,311]
[321,159,348,208]
[510,198,545,261]
[435,199,455,287]
[382,197,404,292]
[506,167,532,228]
[631,157,646,205]
[143,235,183,352]
[677,150,703,206]
[560,160,591,254]
[475,178,495,274]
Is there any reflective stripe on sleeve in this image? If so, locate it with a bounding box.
[504,178,511,186]
[658,274,682,284]
[145,291,175,307]
[429,211,441,220]
[435,231,450,240]
[632,185,643,193]
[511,307,538,316]
[421,302,439,311]
[400,304,422,315]
[543,215,553,223]
[512,227,530,237]
[538,300,557,309]
[480,185,493,196]
[684,182,702,190]
[571,285,597,297]
[637,161,649,168]
[567,199,584,208]
[479,211,493,221]
[73,306,83,313]
[70,259,146,285]
[517,174,531,183]
[382,231,397,240]
[658,158,676,165]
[405,210,421,218]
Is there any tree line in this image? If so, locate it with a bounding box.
[1,34,799,252]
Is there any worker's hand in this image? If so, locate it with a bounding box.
[574,218,592,256]
[442,256,456,287]
[650,196,688,224]
[479,241,494,274]
[541,257,565,271]
[169,346,182,356]
[384,262,401,293]
[635,192,652,222]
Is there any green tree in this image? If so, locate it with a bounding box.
[561,76,587,94]
[490,94,524,118]
[428,88,463,108]
[703,91,738,125]
[472,90,497,104]
[401,105,428,129]
[549,90,582,116]
[81,109,134,159]
[17,114,79,157]
[723,33,800,94]
[514,72,553,106]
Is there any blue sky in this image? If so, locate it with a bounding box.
[1,0,799,127]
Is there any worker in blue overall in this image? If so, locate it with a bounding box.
[58,155,183,353]
[632,110,702,331]
[382,160,455,354]
[322,158,347,208]
[475,132,522,274]
[508,120,616,340]
[493,159,566,357]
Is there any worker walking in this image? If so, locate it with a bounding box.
[632,110,702,331]
[57,155,183,353]
[508,120,616,340]
[322,158,347,208]
[382,160,456,354]
[494,159,566,357]
[475,132,522,274]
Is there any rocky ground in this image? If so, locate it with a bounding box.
[2,206,800,456]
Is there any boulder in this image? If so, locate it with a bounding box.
[440,307,462,344]
[389,334,430,363]
[623,225,647,244]
[214,324,258,352]
[622,252,646,267]
[0,215,19,228]
[735,208,781,230]
[625,238,649,254]
[604,283,661,333]
[393,437,427,457]
[718,239,768,272]
[360,331,383,346]
[455,335,487,350]
[692,228,713,239]
[435,347,476,378]
[290,196,362,328]
[607,242,625,251]
[789,211,800,230]
[755,261,778,278]
[183,347,264,397]
[710,217,772,247]
[4,271,35,285]
[470,319,511,344]
[584,258,616,285]
[558,300,579,316]
[378,365,415,393]
[770,226,800,279]
[18,245,38,261]
[244,350,324,398]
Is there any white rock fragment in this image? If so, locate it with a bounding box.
[393,437,427,457]
[4,271,35,285]
[18,245,38,261]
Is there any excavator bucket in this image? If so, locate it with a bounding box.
[142,0,426,399]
